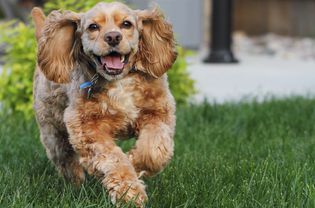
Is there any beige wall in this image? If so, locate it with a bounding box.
[234,0,315,37]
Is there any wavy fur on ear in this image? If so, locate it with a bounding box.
[31,7,46,41]
[36,10,80,83]
[135,8,177,78]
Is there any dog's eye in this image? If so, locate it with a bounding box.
[121,20,132,29]
[88,23,99,31]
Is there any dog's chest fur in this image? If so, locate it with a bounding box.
[62,71,171,140]
[105,77,139,122]
[75,74,161,137]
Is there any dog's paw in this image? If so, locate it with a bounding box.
[127,150,155,178]
[105,178,147,208]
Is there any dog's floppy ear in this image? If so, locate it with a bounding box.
[31,7,46,41]
[32,8,81,83]
[135,8,177,78]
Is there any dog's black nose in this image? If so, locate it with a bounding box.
[104,31,122,47]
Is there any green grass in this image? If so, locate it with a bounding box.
[1,97,315,207]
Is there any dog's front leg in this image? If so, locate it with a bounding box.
[64,108,147,207]
[129,120,175,177]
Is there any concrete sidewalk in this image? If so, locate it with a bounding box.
[187,54,315,103]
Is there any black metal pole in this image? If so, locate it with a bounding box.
[204,0,238,63]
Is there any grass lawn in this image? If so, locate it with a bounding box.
[1,97,315,207]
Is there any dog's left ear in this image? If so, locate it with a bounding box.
[135,8,177,78]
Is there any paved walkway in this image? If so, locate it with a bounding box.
[187,54,315,103]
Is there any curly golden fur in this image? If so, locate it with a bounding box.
[31,2,177,207]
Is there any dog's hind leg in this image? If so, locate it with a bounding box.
[33,76,85,185]
[38,123,85,185]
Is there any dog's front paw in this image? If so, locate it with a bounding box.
[105,178,147,207]
[127,129,174,178]
[128,149,165,178]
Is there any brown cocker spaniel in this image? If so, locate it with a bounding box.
[31,2,177,207]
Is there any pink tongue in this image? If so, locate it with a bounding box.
[101,56,124,70]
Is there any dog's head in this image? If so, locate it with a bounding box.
[32,2,177,83]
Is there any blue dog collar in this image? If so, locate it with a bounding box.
[80,81,93,89]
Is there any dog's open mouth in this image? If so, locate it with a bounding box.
[95,52,130,76]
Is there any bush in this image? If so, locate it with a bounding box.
[0,0,195,118]
[0,22,36,119]
[168,48,195,105]
[44,0,115,12]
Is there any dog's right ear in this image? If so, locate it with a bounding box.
[32,9,81,83]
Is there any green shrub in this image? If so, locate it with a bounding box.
[0,22,36,119]
[44,0,115,12]
[0,0,195,118]
[168,47,195,105]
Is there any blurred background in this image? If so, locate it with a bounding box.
[2,0,315,48]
